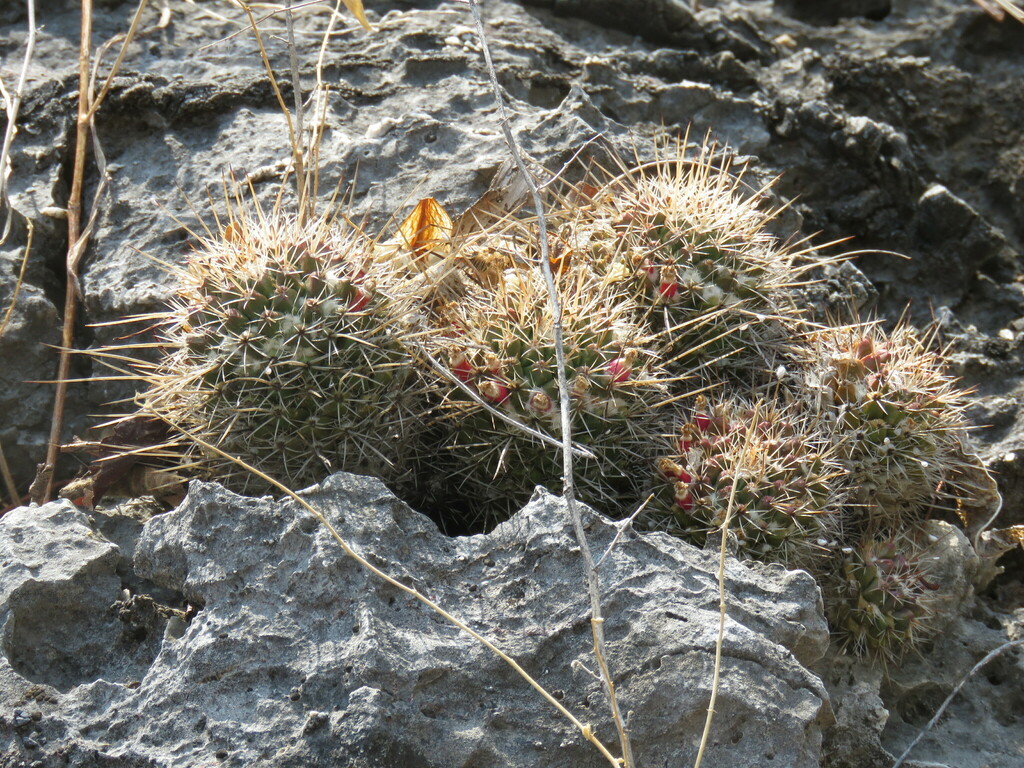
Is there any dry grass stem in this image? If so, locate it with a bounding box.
[161,417,623,767]
[692,405,756,767]
[0,439,18,508]
[237,3,304,201]
[0,220,33,338]
[284,0,307,216]
[466,1,633,764]
[43,0,154,501]
[595,494,654,569]
[0,0,36,244]
[974,0,1024,22]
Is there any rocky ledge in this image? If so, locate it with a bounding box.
[0,474,829,767]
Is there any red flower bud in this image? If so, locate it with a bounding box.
[451,353,474,382]
[348,288,370,312]
[674,483,694,511]
[606,357,632,384]
[479,379,510,404]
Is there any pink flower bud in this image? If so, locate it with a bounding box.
[606,357,632,384]
[348,288,370,312]
[674,483,694,511]
[479,379,510,404]
[855,337,874,360]
[451,353,474,383]
[657,458,692,483]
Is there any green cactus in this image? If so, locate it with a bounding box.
[549,139,815,380]
[641,396,843,569]
[829,533,940,661]
[802,323,972,529]
[417,265,670,525]
[137,211,429,490]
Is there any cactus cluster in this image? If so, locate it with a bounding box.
[802,323,971,529]
[137,211,428,490]
[829,534,940,661]
[643,397,842,569]
[419,265,669,524]
[100,135,985,665]
[548,140,807,378]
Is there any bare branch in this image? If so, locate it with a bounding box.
[43,0,155,501]
[466,2,634,764]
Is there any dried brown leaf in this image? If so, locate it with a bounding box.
[399,196,453,261]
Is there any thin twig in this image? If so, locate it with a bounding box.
[466,2,633,765]
[159,416,623,768]
[693,405,755,768]
[43,0,151,501]
[88,0,151,119]
[892,637,1024,768]
[0,0,36,244]
[0,221,33,338]
[236,2,301,184]
[42,0,95,502]
[595,493,653,569]
[284,0,308,219]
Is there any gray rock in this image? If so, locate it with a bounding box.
[0,501,161,694]
[0,474,831,767]
[774,0,893,25]
[0,249,61,488]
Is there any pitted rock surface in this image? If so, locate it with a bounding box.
[0,474,830,767]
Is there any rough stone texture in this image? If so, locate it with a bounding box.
[0,473,831,767]
[822,604,1024,768]
[0,501,126,692]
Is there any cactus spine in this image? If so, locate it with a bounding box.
[643,397,843,568]
[418,264,670,524]
[138,210,429,490]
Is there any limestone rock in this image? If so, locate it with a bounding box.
[0,474,830,767]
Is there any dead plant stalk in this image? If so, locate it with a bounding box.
[43,0,152,501]
[0,0,36,243]
[466,1,634,765]
[693,405,755,768]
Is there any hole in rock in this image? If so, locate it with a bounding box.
[3,572,187,693]
[895,683,947,727]
[526,79,571,110]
